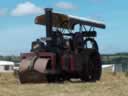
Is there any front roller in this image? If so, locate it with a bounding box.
[19,56,49,83]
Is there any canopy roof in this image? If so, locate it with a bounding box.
[35,12,106,29]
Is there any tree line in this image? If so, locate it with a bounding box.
[0,55,20,63]
[1,52,128,65]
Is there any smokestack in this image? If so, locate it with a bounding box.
[45,8,53,38]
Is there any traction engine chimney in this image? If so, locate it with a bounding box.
[45,8,53,46]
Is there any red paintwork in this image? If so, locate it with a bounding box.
[61,56,65,71]
[70,55,75,72]
[61,54,75,73]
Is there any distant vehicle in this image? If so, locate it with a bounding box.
[0,61,14,72]
[18,8,106,83]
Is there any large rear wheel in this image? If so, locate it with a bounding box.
[80,50,102,82]
[89,51,102,81]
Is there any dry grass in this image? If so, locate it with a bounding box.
[0,72,128,96]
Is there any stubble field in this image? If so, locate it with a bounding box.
[0,72,128,96]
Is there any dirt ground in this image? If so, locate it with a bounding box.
[0,72,128,96]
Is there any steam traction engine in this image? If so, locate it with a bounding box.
[19,8,106,83]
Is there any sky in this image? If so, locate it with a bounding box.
[0,0,128,55]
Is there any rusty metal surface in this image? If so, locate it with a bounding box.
[19,59,31,72]
[19,71,47,83]
[20,52,56,72]
[34,58,49,73]
[19,57,49,83]
[35,12,106,29]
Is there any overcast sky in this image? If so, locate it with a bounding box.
[0,0,128,55]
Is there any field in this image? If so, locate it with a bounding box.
[0,72,128,96]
